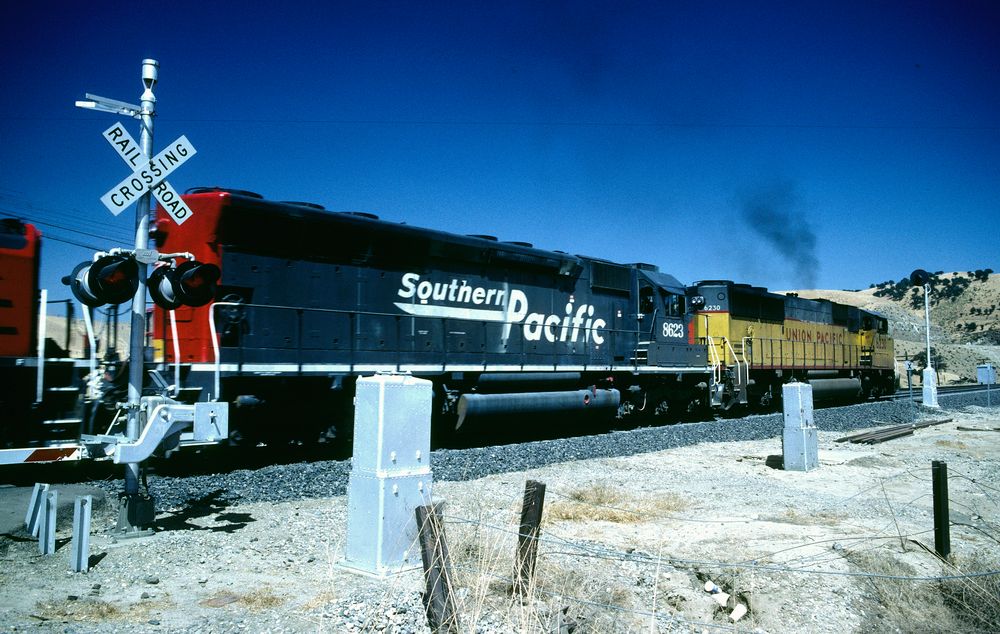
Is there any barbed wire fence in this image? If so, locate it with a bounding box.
[406,457,1000,633]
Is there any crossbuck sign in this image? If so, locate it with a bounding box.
[100,123,196,225]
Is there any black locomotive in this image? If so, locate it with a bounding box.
[151,188,710,442]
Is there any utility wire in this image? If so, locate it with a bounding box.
[9,114,1000,132]
[0,193,135,240]
[38,233,107,251]
[0,212,132,246]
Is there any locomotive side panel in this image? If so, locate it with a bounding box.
[0,220,41,357]
[211,249,630,372]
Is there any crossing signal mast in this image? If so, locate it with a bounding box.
[70,60,227,537]
[910,269,939,408]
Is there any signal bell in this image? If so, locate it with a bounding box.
[149,261,221,310]
[63,255,139,307]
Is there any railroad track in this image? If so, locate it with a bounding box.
[888,382,995,402]
[4,387,995,497]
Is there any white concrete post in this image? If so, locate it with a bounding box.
[782,382,818,472]
[341,374,433,577]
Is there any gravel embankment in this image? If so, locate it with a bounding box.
[92,391,993,510]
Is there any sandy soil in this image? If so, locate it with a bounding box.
[1,406,998,633]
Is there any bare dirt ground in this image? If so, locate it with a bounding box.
[2,406,998,633]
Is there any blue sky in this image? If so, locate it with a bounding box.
[2,0,997,301]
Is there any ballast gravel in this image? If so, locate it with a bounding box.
[94,391,989,510]
[0,391,996,633]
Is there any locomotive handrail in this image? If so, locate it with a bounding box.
[705,335,722,385]
[740,336,873,370]
[169,309,181,396]
[81,299,99,399]
[35,289,47,403]
[208,301,223,398]
[206,300,646,392]
[723,337,743,370]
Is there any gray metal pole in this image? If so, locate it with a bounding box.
[124,59,158,497]
[924,283,932,371]
[921,281,939,407]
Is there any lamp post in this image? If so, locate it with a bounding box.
[910,270,939,408]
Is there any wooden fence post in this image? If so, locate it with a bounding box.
[416,502,460,633]
[932,461,951,558]
[513,479,546,598]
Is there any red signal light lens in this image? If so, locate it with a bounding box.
[149,261,220,310]
[64,255,139,307]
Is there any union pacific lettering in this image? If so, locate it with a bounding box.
[785,327,846,345]
[395,272,607,345]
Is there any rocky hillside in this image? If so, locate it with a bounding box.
[788,270,1000,383]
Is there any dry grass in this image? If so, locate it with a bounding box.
[546,483,688,523]
[761,508,843,526]
[442,491,655,633]
[301,590,340,610]
[236,587,285,610]
[934,439,969,450]
[940,549,1000,632]
[32,598,152,622]
[845,547,1000,633]
[198,587,284,610]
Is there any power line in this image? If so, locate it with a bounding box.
[0,194,132,238]
[40,233,107,251]
[0,212,131,246]
[4,115,1000,132]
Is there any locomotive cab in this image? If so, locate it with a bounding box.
[634,268,703,368]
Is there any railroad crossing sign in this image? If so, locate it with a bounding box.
[100,122,196,225]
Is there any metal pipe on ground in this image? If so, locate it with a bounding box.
[835,418,953,444]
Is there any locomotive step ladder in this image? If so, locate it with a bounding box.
[728,339,750,407]
[36,359,85,444]
[631,341,651,365]
[708,338,749,410]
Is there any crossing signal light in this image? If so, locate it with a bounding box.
[909,269,930,286]
[148,261,221,309]
[63,255,139,307]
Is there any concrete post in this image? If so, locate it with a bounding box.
[39,490,58,555]
[341,374,433,576]
[782,382,818,472]
[922,367,939,408]
[71,496,93,573]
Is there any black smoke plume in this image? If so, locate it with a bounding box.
[739,182,819,288]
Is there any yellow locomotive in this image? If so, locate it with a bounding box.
[688,281,895,409]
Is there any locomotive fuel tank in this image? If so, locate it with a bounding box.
[456,388,621,429]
